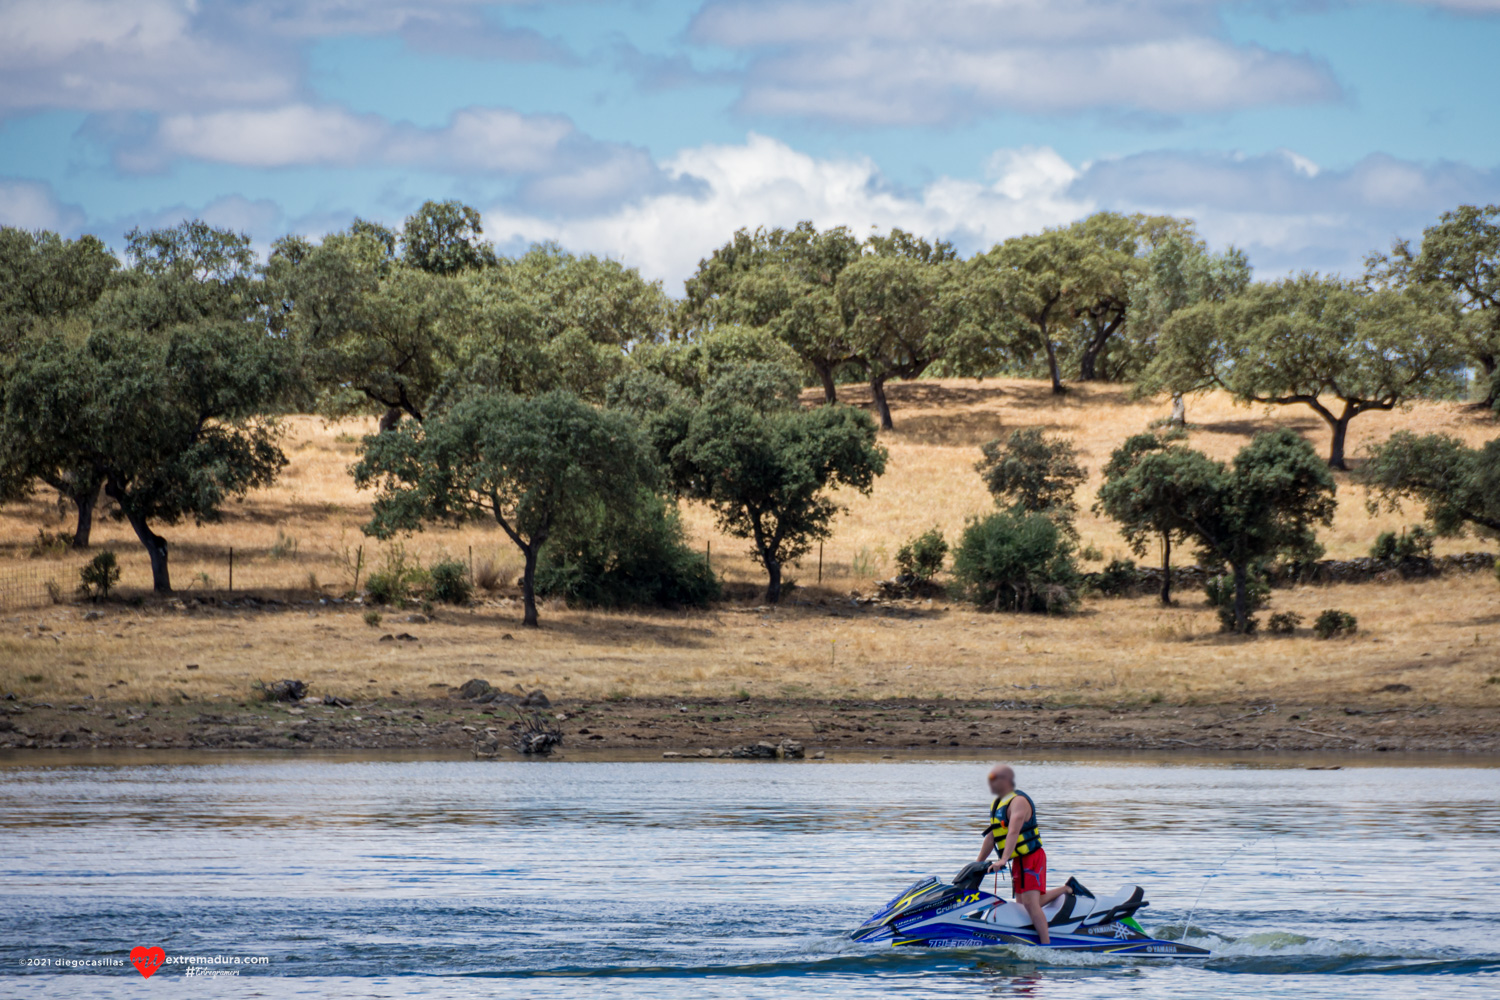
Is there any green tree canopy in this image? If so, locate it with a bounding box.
[353,390,657,626]
[0,228,118,349]
[683,222,863,402]
[660,395,886,603]
[1147,275,1465,468]
[1094,432,1207,604]
[1158,428,1337,632]
[1368,204,1500,411]
[4,325,291,591]
[975,428,1087,531]
[1130,232,1251,422]
[400,200,497,275]
[837,232,983,429]
[1358,431,1500,536]
[443,243,670,404]
[95,221,258,337]
[979,212,1192,393]
[268,228,463,429]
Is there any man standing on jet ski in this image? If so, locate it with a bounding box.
[976,764,1072,945]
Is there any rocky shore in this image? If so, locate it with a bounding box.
[3,686,1496,756]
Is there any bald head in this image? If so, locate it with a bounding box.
[987,765,1015,796]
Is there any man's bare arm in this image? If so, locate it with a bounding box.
[977,832,996,864]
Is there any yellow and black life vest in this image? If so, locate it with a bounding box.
[989,790,1043,856]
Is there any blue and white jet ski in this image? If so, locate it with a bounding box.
[852,863,1210,957]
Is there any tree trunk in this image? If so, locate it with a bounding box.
[869,375,894,430]
[1327,415,1351,470]
[1169,394,1186,426]
[1231,561,1249,634]
[71,487,96,549]
[1477,355,1499,411]
[1078,348,1098,382]
[1043,338,1065,394]
[764,557,782,604]
[1159,533,1172,606]
[816,363,838,405]
[377,406,404,434]
[124,511,171,593]
[520,545,539,627]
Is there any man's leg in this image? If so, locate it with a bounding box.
[1019,889,1050,945]
[1037,884,1072,907]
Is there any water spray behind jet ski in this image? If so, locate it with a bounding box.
[852,862,1211,957]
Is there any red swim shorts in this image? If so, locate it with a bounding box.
[1011,848,1047,898]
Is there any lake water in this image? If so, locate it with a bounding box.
[2,751,1498,999]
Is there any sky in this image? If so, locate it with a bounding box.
[1,0,1498,289]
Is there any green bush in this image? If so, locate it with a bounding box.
[363,609,382,627]
[77,550,120,601]
[535,492,719,609]
[895,528,948,582]
[1094,557,1139,597]
[1267,611,1303,634]
[950,510,1080,613]
[1370,526,1434,563]
[365,544,425,605]
[427,559,473,605]
[1205,572,1270,633]
[1314,609,1358,639]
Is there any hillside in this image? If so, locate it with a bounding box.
[2,379,1498,718]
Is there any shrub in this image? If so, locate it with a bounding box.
[29,529,73,559]
[1370,526,1434,563]
[1314,609,1358,639]
[473,556,508,592]
[427,559,473,605]
[1205,572,1270,633]
[535,492,719,609]
[77,551,120,601]
[363,609,382,627]
[1094,557,1139,597]
[365,544,425,605]
[950,509,1080,613]
[895,528,948,582]
[1267,611,1303,634]
[269,530,300,560]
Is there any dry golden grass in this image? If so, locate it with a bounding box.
[2,379,1498,709]
[1,575,1497,709]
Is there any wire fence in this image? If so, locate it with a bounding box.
[0,560,85,611]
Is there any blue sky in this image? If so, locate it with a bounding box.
[1,0,1497,288]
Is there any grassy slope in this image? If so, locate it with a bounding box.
[2,379,1498,709]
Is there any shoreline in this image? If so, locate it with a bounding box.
[4,695,1496,757]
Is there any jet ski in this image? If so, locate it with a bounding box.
[852,862,1210,957]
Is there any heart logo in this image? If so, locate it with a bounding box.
[130,946,165,979]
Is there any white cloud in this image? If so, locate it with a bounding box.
[689,0,1341,123]
[482,135,1500,287]
[0,178,86,231]
[0,0,572,117]
[128,104,579,173]
[483,134,1095,284]
[1072,148,1500,274]
[0,0,298,114]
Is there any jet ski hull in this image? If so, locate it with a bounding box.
[853,876,1211,958]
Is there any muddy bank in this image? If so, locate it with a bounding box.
[3,692,1496,756]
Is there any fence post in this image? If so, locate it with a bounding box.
[706,540,711,571]
[818,542,823,584]
[228,547,234,592]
